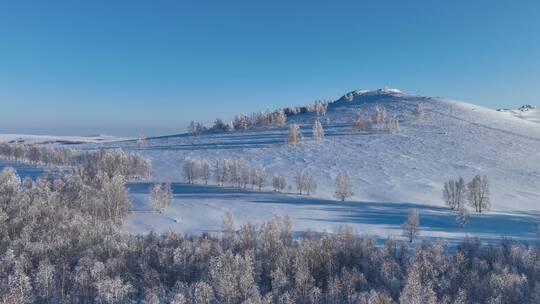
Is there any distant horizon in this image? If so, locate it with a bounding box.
[1,1,539,136]
[0,86,535,137]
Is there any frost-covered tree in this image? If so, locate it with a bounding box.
[213,159,227,186]
[443,178,466,210]
[200,159,210,184]
[183,157,198,184]
[314,100,328,117]
[251,166,267,191]
[4,264,34,304]
[222,211,235,239]
[312,120,324,140]
[36,259,56,301]
[274,109,287,128]
[334,171,353,201]
[272,174,286,192]
[151,183,172,213]
[467,175,490,213]
[232,113,249,131]
[386,116,399,133]
[402,209,420,243]
[372,105,388,125]
[295,169,317,196]
[95,276,133,304]
[194,281,214,304]
[399,264,437,304]
[414,103,424,121]
[287,124,303,145]
[456,204,469,228]
[189,121,204,136]
[137,133,147,147]
[213,119,229,132]
[353,111,368,131]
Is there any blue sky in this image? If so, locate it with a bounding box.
[0,0,539,136]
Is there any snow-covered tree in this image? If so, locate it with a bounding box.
[287,124,303,145]
[194,281,214,304]
[151,183,172,213]
[467,175,490,213]
[183,157,198,184]
[213,159,227,186]
[95,276,133,304]
[137,133,147,147]
[386,116,399,133]
[189,121,204,136]
[334,171,353,201]
[232,113,249,131]
[222,211,235,239]
[272,174,286,192]
[200,159,210,184]
[35,259,55,301]
[251,166,267,191]
[314,100,328,117]
[213,119,229,132]
[399,264,437,304]
[274,109,287,128]
[295,169,317,196]
[456,204,469,228]
[372,105,388,125]
[443,178,466,210]
[353,111,368,131]
[414,103,424,121]
[5,264,34,304]
[312,120,324,140]
[402,209,420,243]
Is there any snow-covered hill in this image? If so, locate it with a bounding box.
[110,88,540,209]
[80,88,540,240]
[498,105,540,124]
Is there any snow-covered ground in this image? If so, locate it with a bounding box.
[4,88,540,243]
[498,105,540,124]
[80,88,540,242]
[0,133,130,144]
[125,182,539,246]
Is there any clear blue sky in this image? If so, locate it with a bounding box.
[1,0,539,136]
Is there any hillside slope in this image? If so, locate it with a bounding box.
[498,105,540,124]
[110,89,540,212]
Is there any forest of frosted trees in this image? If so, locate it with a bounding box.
[0,120,539,304]
[1,160,540,303]
[0,143,152,180]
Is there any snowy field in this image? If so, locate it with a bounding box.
[0,133,130,144]
[498,105,540,124]
[125,182,539,246]
[3,88,540,244]
[85,88,540,243]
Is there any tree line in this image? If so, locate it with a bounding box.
[189,100,329,135]
[0,143,152,180]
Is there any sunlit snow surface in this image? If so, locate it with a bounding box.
[6,90,540,244]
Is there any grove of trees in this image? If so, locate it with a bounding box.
[351,105,399,133]
[443,175,490,227]
[0,143,152,180]
[0,141,538,303]
[0,166,538,304]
